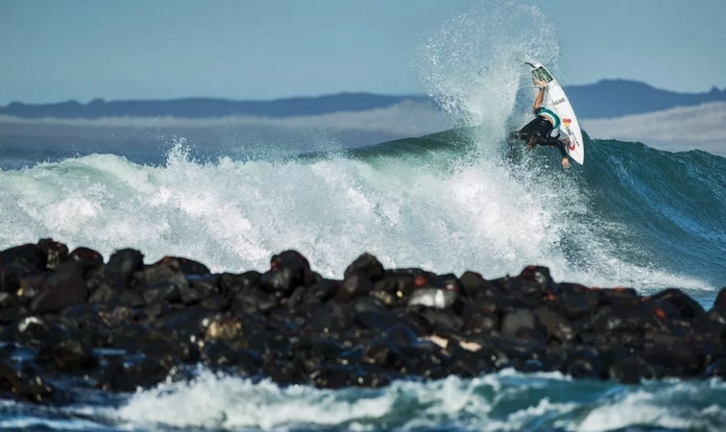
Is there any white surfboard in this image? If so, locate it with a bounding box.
[526,62,584,165]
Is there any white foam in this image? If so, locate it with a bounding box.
[1,372,724,432]
[2,140,707,291]
[113,370,582,431]
[116,373,395,429]
[112,369,726,432]
[572,388,712,432]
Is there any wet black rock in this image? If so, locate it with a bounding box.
[336,274,373,303]
[68,247,104,273]
[344,253,385,282]
[0,244,48,271]
[0,240,724,407]
[30,261,87,314]
[106,248,144,281]
[37,238,69,270]
[261,250,315,296]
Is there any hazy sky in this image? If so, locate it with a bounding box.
[1,0,725,104]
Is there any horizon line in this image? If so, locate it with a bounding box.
[3,78,725,107]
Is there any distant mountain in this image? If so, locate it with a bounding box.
[565,80,726,119]
[0,93,430,120]
[1,80,724,120]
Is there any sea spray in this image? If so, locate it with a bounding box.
[415,0,559,141]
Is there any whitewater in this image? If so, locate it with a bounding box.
[1,133,719,293]
[1,2,725,431]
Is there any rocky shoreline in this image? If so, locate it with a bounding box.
[1,239,724,405]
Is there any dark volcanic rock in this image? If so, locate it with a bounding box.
[261,250,315,296]
[712,288,726,310]
[1,244,47,270]
[460,270,499,298]
[500,309,539,339]
[0,360,72,404]
[344,253,385,281]
[106,249,144,281]
[30,261,87,314]
[219,271,262,296]
[0,240,723,405]
[69,247,104,273]
[336,274,374,303]
[153,256,211,276]
[651,288,706,318]
[37,238,69,270]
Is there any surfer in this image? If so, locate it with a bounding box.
[510,79,571,169]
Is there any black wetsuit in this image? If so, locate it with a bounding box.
[510,107,568,158]
[538,135,568,157]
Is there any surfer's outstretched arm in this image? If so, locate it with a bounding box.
[555,139,571,169]
[552,138,567,158]
[543,136,571,169]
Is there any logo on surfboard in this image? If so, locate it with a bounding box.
[562,119,576,150]
[562,118,573,132]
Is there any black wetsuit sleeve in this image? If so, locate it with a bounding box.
[540,137,567,158]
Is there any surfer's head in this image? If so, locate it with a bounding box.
[525,134,539,147]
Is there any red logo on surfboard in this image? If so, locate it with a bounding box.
[561,119,576,150]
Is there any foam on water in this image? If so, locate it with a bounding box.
[1,372,724,431]
[108,369,726,432]
[0,139,711,291]
[571,380,726,432]
[112,370,568,430]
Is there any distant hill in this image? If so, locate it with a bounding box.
[1,80,724,120]
[565,80,726,119]
[0,93,430,119]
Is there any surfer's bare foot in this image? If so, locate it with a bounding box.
[562,158,571,169]
[534,79,547,88]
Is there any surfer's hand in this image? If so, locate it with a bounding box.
[562,158,571,169]
[534,79,547,88]
[527,144,535,150]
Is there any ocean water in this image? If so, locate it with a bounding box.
[1,2,725,431]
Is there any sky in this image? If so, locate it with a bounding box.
[1,0,725,104]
